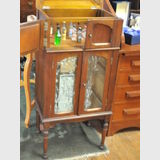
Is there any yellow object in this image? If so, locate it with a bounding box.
[37,0,103,9]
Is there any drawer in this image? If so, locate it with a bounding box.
[112,101,140,122]
[113,85,140,102]
[116,70,140,85]
[118,53,140,71]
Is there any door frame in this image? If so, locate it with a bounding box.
[78,50,112,115]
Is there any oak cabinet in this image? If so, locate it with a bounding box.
[21,0,123,159]
[108,44,140,136]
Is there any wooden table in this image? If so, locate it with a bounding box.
[20,21,40,128]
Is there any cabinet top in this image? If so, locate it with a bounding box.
[36,0,115,14]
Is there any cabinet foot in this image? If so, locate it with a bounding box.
[43,154,48,160]
[99,145,105,150]
[43,130,48,159]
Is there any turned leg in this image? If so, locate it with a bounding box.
[24,54,33,128]
[100,120,108,150]
[43,130,48,159]
[36,110,41,133]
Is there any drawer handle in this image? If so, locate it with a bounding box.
[131,60,140,67]
[92,42,111,47]
[123,108,140,115]
[128,74,140,82]
[126,90,140,98]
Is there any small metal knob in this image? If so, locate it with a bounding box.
[83,83,86,87]
[88,33,92,38]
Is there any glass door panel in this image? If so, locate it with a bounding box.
[54,57,78,114]
[79,51,112,114]
[84,56,107,110]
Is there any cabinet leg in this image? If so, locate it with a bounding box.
[43,130,48,159]
[36,110,41,133]
[100,120,108,150]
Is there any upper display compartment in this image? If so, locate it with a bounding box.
[36,0,122,52]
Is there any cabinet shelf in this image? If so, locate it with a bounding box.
[49,38,85,52]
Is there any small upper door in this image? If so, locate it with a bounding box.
[85,19,123,49]
[78,51,112,114]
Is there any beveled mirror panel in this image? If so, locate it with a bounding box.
[84,55,107,110]
[54,57,77,114]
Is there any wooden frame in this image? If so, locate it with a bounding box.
[78,51,112,114]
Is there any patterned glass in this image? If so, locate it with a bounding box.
[54,57,77,114]
[84,56,107,110]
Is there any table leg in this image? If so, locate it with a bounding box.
[23,53,33,128]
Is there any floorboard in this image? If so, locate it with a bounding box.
[78,129,140,160]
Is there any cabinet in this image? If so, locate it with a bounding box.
[108,44,140,136]
[20,0,36,22]
[20,0,123,159]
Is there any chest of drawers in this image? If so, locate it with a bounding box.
[108,44,140,136]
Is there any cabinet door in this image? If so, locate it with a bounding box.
[50,52,82,117]
[78,51,112,114]
[85,19,122,49]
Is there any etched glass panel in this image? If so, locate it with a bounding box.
[54,57,77,114]
[84,56,107,110]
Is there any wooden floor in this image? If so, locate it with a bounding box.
[79,129,140,160]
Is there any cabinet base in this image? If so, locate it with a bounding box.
[107,119,140,136]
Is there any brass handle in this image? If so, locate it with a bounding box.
[131,60,140,67]
[88,33,92,38]
[126,90,140,98]
[128,74,140,82]
[123,108,140,115]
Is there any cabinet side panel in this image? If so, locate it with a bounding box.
[35,50,44,113]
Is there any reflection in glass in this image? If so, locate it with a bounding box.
[84,56,107,110]
[54,57,77,114]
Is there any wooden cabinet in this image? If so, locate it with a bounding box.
[21,0,123,159]
[108,44,140,136]
[20,0,36,22]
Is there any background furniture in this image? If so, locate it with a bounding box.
[108,43,140,136]
[20,0,36,22]
[20,21,40,128]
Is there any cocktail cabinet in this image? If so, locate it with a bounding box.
[21,0,123,159]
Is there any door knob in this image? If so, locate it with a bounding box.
[83,83,86,87]
[88,33,92,38]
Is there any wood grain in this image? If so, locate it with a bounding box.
[76,130,140,160]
